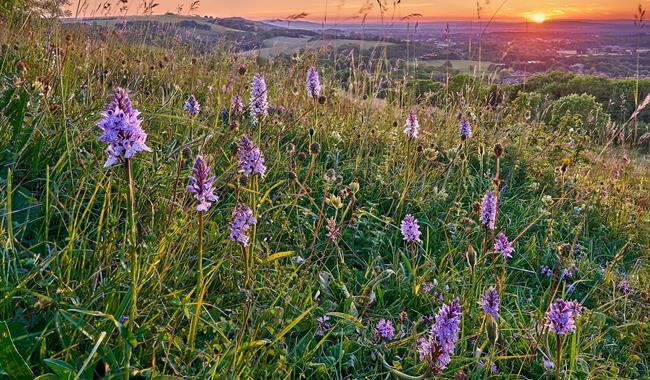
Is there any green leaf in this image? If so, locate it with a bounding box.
[0,321,34,380]
[34,375,59,380]
[43,358,75,378]
[272,305,315,345]
[265,251,295,263]
[326,312,363,329]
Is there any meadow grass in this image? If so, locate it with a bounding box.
[0,14,649,379]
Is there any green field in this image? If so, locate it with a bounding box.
[242,37,395,57]
[61,14,239,33]
[416,59,496,74]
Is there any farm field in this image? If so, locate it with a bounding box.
[242,36,395,57]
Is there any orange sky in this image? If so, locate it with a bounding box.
[72,0,647,21]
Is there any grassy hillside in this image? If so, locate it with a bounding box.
[0,13,649,380]
[242,36,395,58]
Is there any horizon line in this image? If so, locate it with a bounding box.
[64,13,638,24]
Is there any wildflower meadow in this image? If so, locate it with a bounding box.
[1,5,649,379]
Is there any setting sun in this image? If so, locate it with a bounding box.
[530,12,546,23]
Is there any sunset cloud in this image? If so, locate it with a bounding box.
[69,0,640,21]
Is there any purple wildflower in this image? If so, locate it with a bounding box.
[227,204,257,247]
[250,73,268,123]
[480,191,497,230]
[569,300,583,317]
[561,262,577,280]
[478,360,484,369]
[540,265,553,277]
[422,315,434,325]
[490,362,497,373]
[231,95,244,115]
[325,217,340,242]
[268,105,286,116]
[186,155,218,212]
[184,94,200,116]
[97,87,151,167]
[459,116,472,139]
[544,299,582,335]
[618,279,631,295]
[422,282,434,293]
[494,232,513,258]
[375,319,395,340]
[417,336,434,361]
[220,108,229,122]
[478,287,500,319]
[306,66,321,99]
[237,135,266,178]
[316,315,332,336]
[418,298,462,370]
[400,214,422,243]
[404,110,420,139]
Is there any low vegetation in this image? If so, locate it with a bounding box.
[1,8,649,379]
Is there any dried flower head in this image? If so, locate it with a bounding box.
[186,155,218,212]
[97,87,151,167]
[493,143,504,157]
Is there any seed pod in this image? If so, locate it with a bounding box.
[466,242,477,271]
[310,142,321,155]
[486,315,499,345]
[349,179,360,194]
